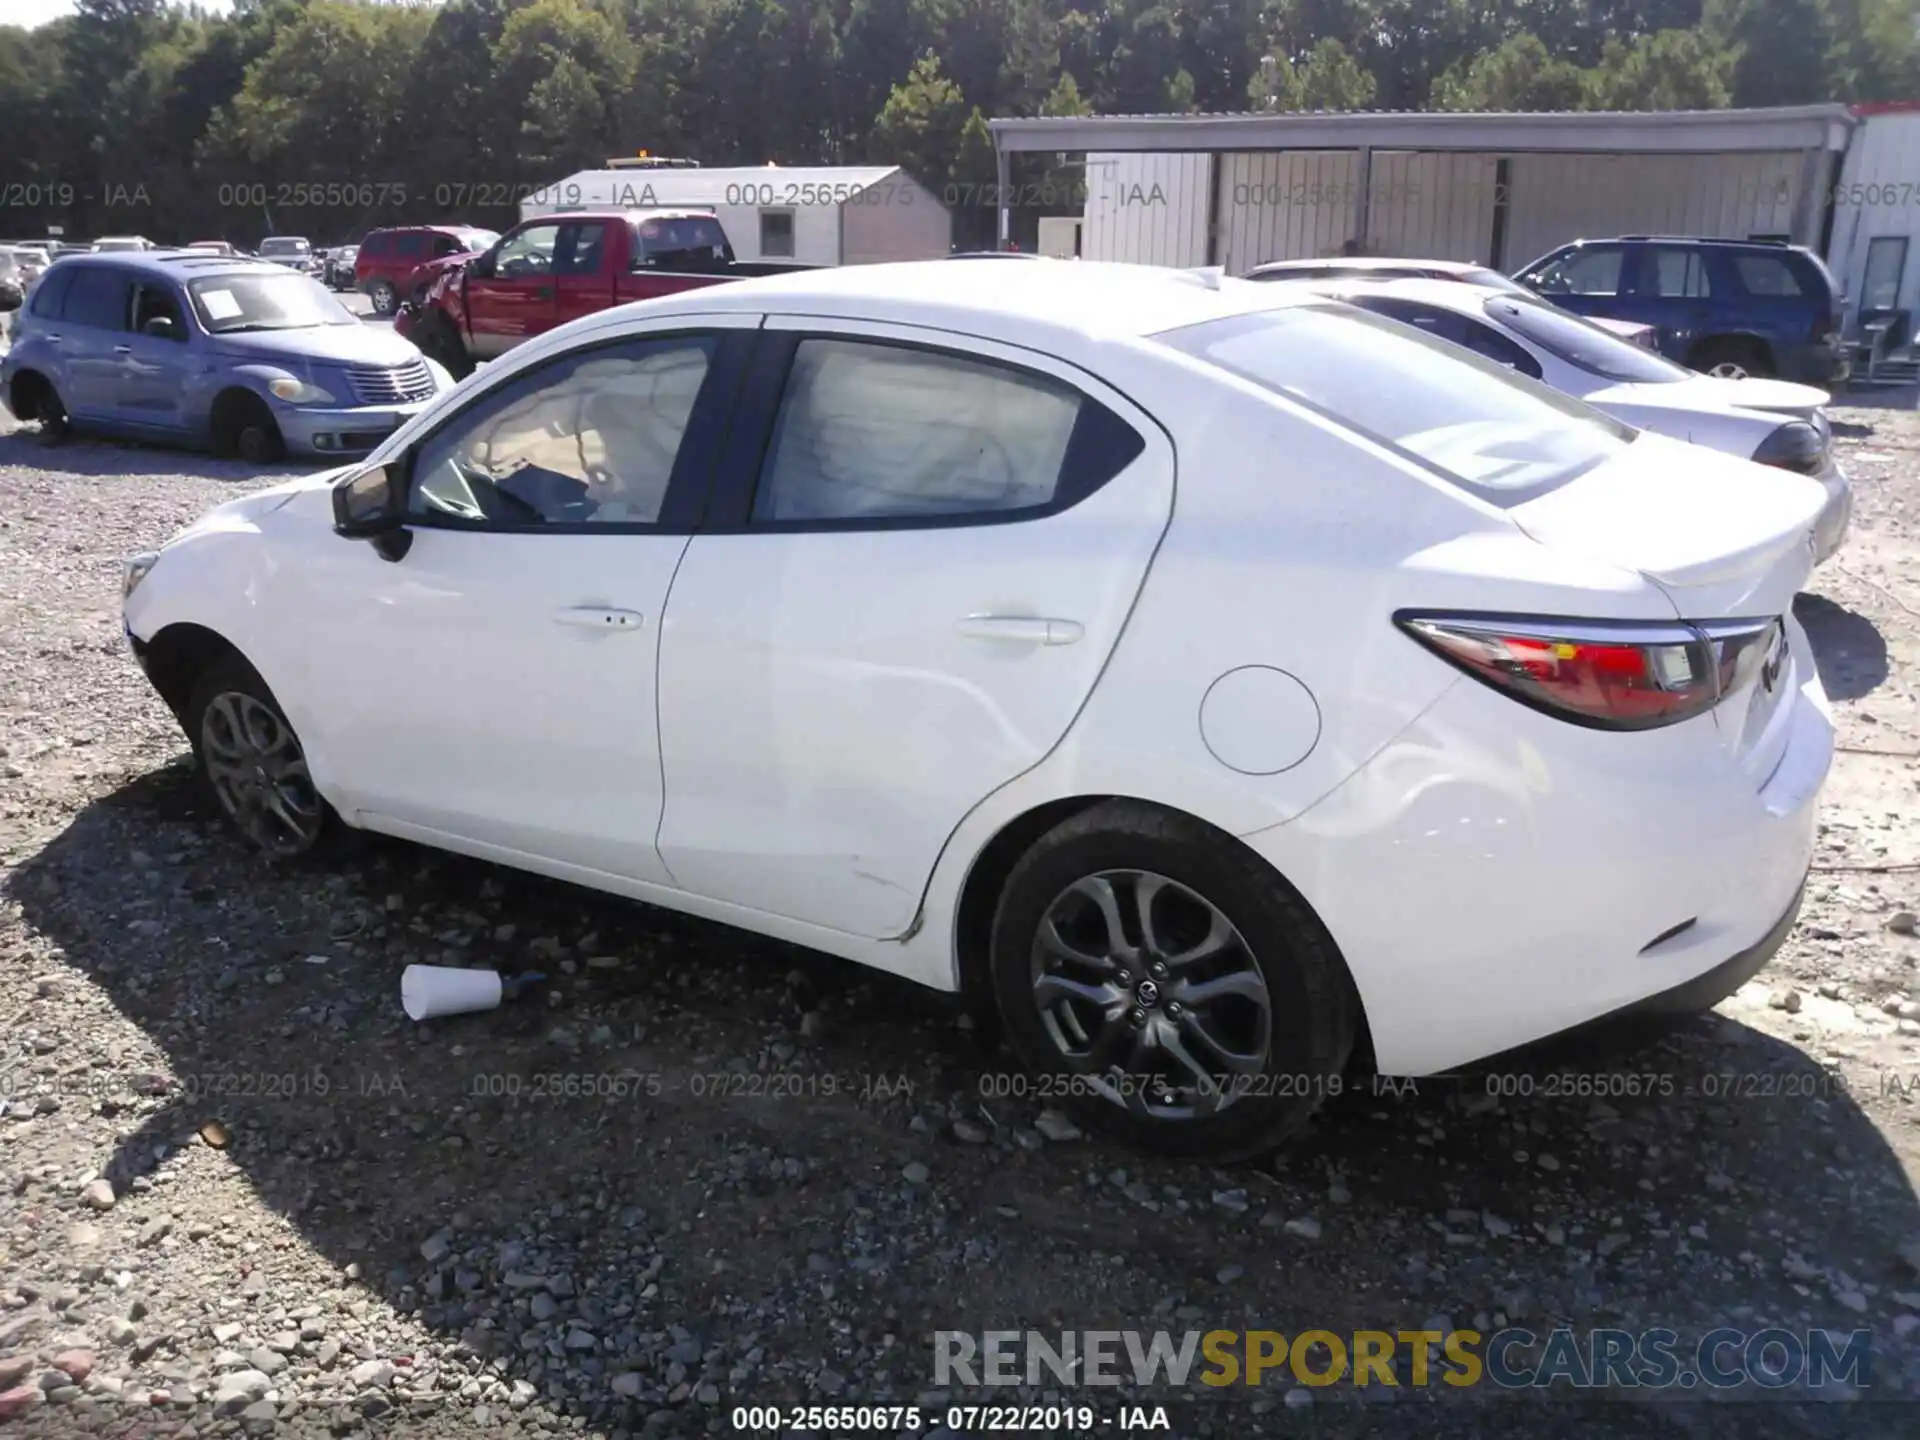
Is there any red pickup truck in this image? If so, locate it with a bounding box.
[396,209,814,378]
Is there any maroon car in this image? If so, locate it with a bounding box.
[354,224,499,316]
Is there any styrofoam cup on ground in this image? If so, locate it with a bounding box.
[401,964,503,1021]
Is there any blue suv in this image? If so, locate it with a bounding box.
[2,251,447,462]
[1512,236,1848,385]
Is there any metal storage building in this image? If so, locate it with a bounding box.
[520,165,951,266]
[988,106,1851,276]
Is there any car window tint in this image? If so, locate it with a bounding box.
[752,339,1092,523]
[395,234,426,257]
[1485,294,1693,384]
[432,235,461,257]
[363,233,389,256]
[408,338,715,527]
[29,266,74,317]
[495,225,559,278]
[132,283,185,337]
[1732,253,1804,297]
[1157,304,1633,507]
[1646,248,1711,298]
[1534,246,1624,297]
[554,223,606,276]
[1349,297,1542,377]
[62,267,130,330]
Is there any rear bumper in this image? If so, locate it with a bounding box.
[1244,660,1833,1076]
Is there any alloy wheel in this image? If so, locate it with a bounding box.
[1029,870,1273,1120]
[200,691,322,857]
[1708,360,1750,379]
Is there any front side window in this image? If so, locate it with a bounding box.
[1485,294,1693,384]
[1346,296,1542,378]
[407,338,715,527]
[752,339,1131,524]
[62,266,131,330]
[1526,245,1625,297]
[1157,303,1634,506]
[553,223,607,276]
[494,224,559,279]
[132,283,186,339]
[187,273,356,333]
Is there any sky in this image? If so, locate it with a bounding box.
[8,0,236,27]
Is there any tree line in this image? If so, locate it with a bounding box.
[0,0,1915,251]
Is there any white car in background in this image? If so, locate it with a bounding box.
[93,235,157,253]
[1310,277,1851,562]
[120,263,1833,1159]
[1245,255,1662,349]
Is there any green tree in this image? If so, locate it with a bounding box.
[1590,28,1736,109]
[1431,32,1595,110]
[873,51,970,190]
[1248,36,1377,110]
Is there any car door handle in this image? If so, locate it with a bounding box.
[957,615,1084,646]
[552,606,643,630]
[112,345,131,354]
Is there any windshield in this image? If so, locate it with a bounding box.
[187,272,356,333]
[259,238,310,257]
[1156,303,1632,505]
[1484,294,1693,384]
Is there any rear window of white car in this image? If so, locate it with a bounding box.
[1156,303,1633,505]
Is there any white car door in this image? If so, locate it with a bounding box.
[294,323,751,884]
[654,319,1175,939]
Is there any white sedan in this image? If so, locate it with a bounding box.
[1307,277,1851,562]
[121,262,1834,1159]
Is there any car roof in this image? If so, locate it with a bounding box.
[1573,235,1811,253]
[1295,275,1500,310]
[616,260,1323,342]
[59,251,293,280]
[1248,256,1485,276]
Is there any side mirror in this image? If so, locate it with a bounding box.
[332,460,414,561]
[471,247,498,280]
[143,316,178,340]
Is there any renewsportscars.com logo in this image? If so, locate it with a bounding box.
[934,1328,1873,1392]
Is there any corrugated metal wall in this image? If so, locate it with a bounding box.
[1083,152,1211,266]
[1363,152,1500,264]
[1502,152,1802,269]
[1215,151,1360,270]
[1827,111,1920,320]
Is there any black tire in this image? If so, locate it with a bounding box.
[369,280,398,315]
[1690,336,1773,380]
[186,655,335,861]
[212,390,285,465]
[409,310,474,381]
[18,374,70,445]
[989,800,1358,1160]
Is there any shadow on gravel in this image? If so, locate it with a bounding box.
[0,427,316,483]
[1796,591,1891,701]
[5,764,1919,1437]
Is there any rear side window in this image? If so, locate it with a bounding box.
[1644,247,1711,298]
[363,233,391,256]
[634,216,731,268]
[62,266,130,330]
[1731,253,1804,297]
[1157,304,1632,506]
[29,265,74,317]
[395,233,427,257]
[751,338,1144,525]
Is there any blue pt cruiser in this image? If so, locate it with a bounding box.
[2,251,450,462]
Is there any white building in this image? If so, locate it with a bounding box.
[520,164,951,266]
[989,104,1920,338]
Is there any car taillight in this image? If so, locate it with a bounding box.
[1396,614,1779,730]
[1752,419,1826,476]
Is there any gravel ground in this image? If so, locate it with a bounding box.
[0,398,1918,1440]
